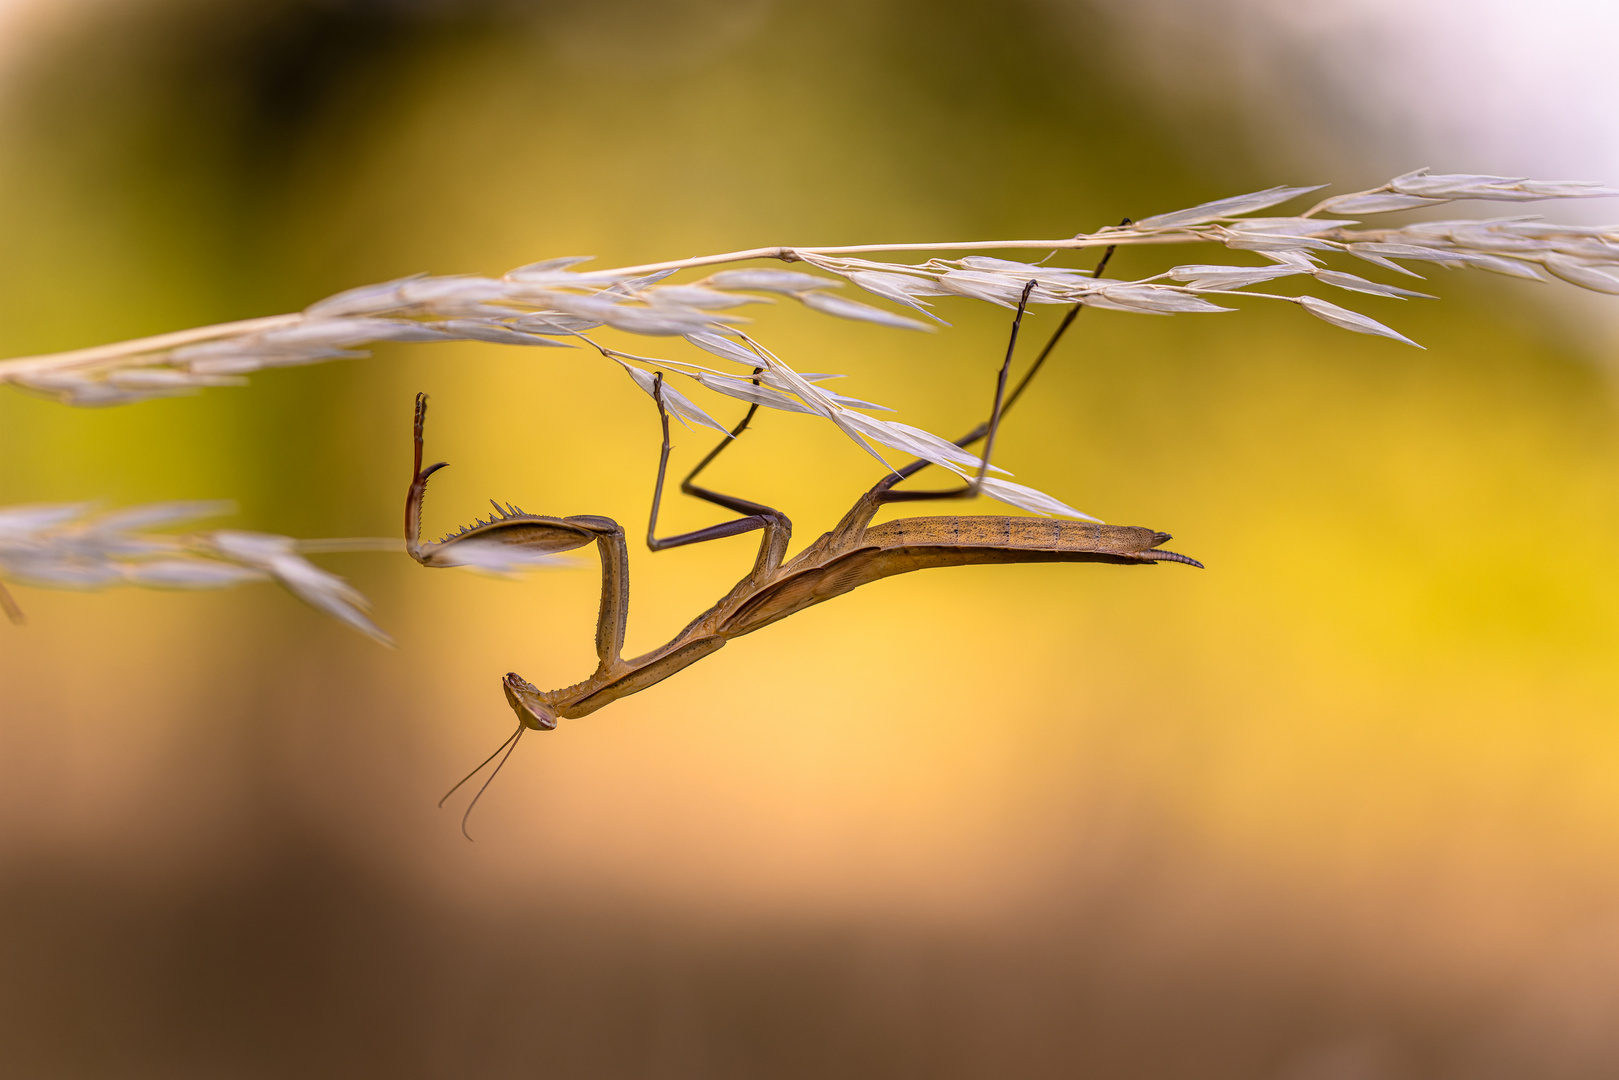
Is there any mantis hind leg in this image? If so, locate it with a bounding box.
[861,234,1126,518]
[817,280,1038,554]
[875,278,1036,508]
[829,235,1125,544]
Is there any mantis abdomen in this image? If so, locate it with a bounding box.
[552,517,1196,719]
[718,516,1196,638]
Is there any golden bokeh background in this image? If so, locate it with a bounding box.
[2,1,1618,1076]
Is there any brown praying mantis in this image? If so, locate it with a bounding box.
[408,267,1201,833]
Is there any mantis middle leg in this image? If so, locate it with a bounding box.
[644,372,793,589]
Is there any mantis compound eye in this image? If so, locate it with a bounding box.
[502,672,558,731]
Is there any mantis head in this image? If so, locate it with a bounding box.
[502,672,558,730]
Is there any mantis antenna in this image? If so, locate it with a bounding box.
[439,722,525,839]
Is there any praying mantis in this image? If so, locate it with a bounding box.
[407,267,1201,831]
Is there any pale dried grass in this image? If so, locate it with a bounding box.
[3,169,1615,637]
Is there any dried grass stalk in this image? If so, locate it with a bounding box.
[0,502,397,643]
[3,170,1616,639]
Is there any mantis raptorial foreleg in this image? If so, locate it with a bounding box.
[406,392,630,680]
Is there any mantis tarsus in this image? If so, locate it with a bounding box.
[408,263,1200,832]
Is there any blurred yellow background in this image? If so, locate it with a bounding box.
[2,1,1618,1076]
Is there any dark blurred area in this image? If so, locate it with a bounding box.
[3,0,1619,1077]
